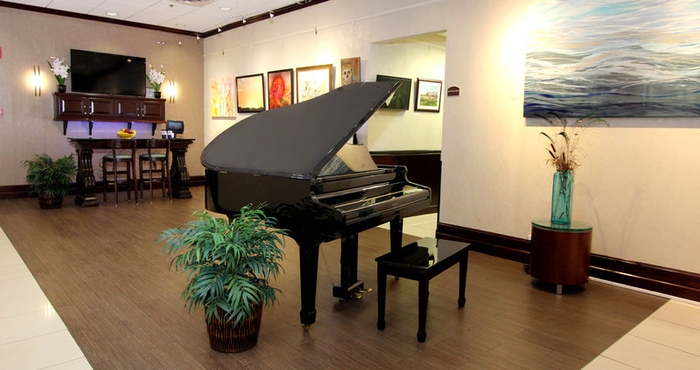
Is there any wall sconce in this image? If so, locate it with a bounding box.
[167,78,176,104]
[33,65,42,97]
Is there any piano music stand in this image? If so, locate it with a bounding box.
[376,237,470,342]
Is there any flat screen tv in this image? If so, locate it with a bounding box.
[70,49,146,97]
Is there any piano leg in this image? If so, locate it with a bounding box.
[333,234,364,299]
[298,239,319,327]
[390,217,403,253]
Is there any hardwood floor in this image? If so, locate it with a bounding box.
[0,188,667,369]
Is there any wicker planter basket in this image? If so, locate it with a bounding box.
[38,194,64,209]
[206,302,263,353]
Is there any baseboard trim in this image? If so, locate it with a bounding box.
[436,222,700,302]
[0,176,206,200]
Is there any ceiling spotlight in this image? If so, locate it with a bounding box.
[196,34,201,40]
[217,26,222,32]
[106,11,118,17]
[220,7,231,11]
[269,11,274,18]
[241,16,247,24]
[178,40,182,46]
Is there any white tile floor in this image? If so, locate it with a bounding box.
[3,214,700,369]
[0,227,92,370]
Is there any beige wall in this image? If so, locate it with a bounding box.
[203,0,700,275]
[0,7,205,186]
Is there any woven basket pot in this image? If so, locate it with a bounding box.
[38,194,64,209]
[206,302,263,353]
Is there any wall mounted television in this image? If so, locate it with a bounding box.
[70,49,147,97]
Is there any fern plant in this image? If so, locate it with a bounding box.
[23,153,76,197]
[159,206,287,326]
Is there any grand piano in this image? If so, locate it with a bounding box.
[201,82,431,327]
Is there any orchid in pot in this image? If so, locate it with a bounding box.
[538,113,608,224]
[48,56,70,92]
[147,64,165,98]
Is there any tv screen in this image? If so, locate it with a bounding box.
[70,49,146,97]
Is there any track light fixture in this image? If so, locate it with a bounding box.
[269,10,274,18]
[218,26,222,32]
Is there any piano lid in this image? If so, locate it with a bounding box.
[200,81,400,180]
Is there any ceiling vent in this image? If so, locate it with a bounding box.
[168,0,215,7]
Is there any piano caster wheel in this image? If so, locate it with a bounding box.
[377,320,386,330]
[302,324,311,332]
[417,331,426,342]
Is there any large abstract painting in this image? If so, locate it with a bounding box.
[524,0,700,117]
[210,77,236,118]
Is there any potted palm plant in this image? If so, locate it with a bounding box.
[23,153,77,209]
[159,205,287,352]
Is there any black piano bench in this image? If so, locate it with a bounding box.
[376,237,469,342]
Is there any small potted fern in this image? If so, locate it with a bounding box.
[23,153,77,209]
[159,205,287,352]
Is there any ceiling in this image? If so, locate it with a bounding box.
[0,0,323,36]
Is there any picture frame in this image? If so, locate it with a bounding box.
[267,68,294,109]
[296,64,333,103]
[340,57,361,86]
[210,77,236,118]
[414,78,442,112]
[376,74,411,110]
[235,73,265,113]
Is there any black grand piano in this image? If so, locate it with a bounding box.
[202,82,431,327]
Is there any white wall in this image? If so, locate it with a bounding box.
[202,0,700,276]
[201,0,446,150]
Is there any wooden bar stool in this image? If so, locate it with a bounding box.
[376,237,470,342]
[138,139,172,202]
[102,139,137,206]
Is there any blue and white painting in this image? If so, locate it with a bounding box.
[524,0,700,117]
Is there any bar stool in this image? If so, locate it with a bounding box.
[138,139,172,202]
[102,139,137,206]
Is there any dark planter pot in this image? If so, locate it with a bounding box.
[154,91,161,99]
[38,194,64,209]
[206,302,263,353]
[57,84,66,93]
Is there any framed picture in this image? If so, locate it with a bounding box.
[267,68,294,109]
[377,74,411,110]
[296,64,333,103]
[414,78,442,112]
[340,57,361,86]
[209,77,236,118]
[235,73,265,113]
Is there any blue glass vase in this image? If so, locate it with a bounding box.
[551,170,573,225]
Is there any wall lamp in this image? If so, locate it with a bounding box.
[33,65,42,97]
[167,78,177,104]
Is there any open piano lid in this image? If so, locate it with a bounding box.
[200,81,400,180]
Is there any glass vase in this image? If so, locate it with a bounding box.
[551,170,573,225]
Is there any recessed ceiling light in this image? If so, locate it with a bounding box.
[220,7,231,11]
[106,12,118,17]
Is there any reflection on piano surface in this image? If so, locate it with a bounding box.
[202,82,431,327]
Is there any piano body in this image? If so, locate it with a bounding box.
[201,82,431,327]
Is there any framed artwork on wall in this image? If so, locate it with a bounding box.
[340,57,361,86]
[296,64,333,103]
[414,78,442,112]
[376,74,411,110]
[209,77,236,118]
[267,68,294,109]
[235,73,265,113]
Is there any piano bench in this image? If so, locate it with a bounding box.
[376,237,470,342]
